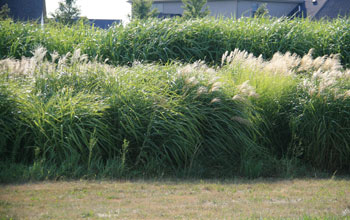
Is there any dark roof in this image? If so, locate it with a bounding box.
[0,0,46,20]
[304,0,327,18]
[89,19,121,29]
[151,0,303,2]
[304,0,350,19]
[129,0,304,2]
[314,0,350,19]
[288,2,307,18]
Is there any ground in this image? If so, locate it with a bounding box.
[1,178,350,219]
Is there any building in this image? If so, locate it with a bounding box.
[305,0,350,19]
[0,0,46,20]
[88,19,121,29]
[0,1,121,28]
[129,0,306,18]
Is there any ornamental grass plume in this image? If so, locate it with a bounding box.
[300,52,348,99]
[298,49,342,73]
[236,80,259,99]
[32,46,47,64]
[209,81,222,93]
[0,58,31,78]
[196,86,208,95]
[263,52,300,76]
[71,48,88,64]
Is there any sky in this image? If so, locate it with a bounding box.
[46,0,131,22]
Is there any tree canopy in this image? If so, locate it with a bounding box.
[254,3,269,17]
[51,0,80,25]
[131,0,158,20]
[182,0,210,19]
[0,4,10,20]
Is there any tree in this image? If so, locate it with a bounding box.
[0,4,10,20]
[51,0,80,25]
[254,3,269,18]
[182,0,210,19]
[131,0,158,20]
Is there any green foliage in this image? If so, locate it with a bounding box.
[51,0,80,25]
[78,16,90,25]
[0,50,265,180]
[3,45,350,182]
[290,89,350,171]
[1,17,350,67]
[0,80,17,163]
[0,3,10,20]
[131,0,158,20]
[254,3,269,18]
[182,0,210,19]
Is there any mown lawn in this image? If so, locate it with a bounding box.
[1,178,350,219]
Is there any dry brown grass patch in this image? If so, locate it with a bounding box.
[0,178,350,219]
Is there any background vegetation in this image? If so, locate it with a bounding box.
[50,0,81,25]
[131,0,158,20]
[0,17,350,67]
[182,0,210,19]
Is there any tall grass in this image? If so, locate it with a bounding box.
[1,17,350,67]
[219,50,301,158]
[1,46,350,182]
[0,48,266,180]
[0,79,17,162]
[220,49,350,172]
[290,56,350,170]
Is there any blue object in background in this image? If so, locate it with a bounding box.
[0,0,46,20]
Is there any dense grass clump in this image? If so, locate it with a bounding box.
[1,17,350,67]
[0,48,269,181]
[1,47,350,182]
[220,49,350,173]
[0,80,17,162]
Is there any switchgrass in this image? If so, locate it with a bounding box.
[1,17,350,67]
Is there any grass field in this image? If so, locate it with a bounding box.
[1,178,350,219]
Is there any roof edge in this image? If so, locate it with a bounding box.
[127,0,304,3]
